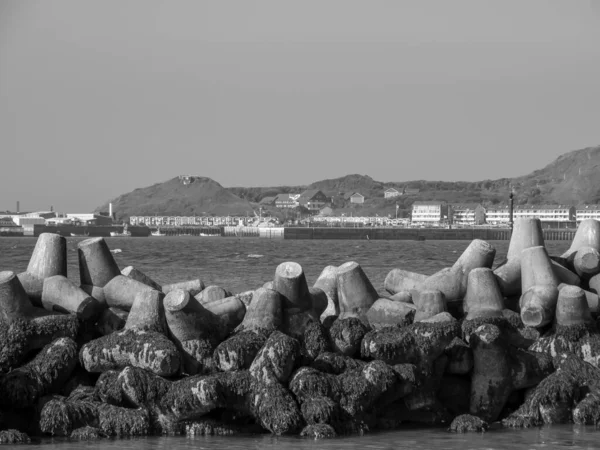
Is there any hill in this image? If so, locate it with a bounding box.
[94,176,255,220]
[95,145,600,219]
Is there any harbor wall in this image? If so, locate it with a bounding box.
[282,227,576,241]
[32,225,151,237]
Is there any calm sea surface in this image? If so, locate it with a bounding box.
[1,236,591,449]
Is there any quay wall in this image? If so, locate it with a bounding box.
[282,227,576,241]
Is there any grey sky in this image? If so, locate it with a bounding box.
[1,0,599,212]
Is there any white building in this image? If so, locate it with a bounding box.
[576,205,600,222]
[384,188,401,199]
[411,201,448,224]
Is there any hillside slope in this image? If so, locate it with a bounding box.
[95,176,255,220]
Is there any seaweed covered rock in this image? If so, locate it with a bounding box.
[79,328,181,376]
[178,338,217,375]
[572,390,600,425]
[250,381,303,435]
[470,324,553,422]
[160,373,224,420]
[300,396,340,425]
[329,317,370,357]
[448,414,488,433]
[39,397,98,436]
[300,320,331,363]
[311,351,366,374]
[361,320,460,372]
[118,366,171,408]
[214,331,268,372]
[184,418,263,436]
[249,331,300,385]
[300,423,337,439]
[70,426,105,440]
[94,370,124,406]
[289,367,338,403]
[503,353,600,427]
[97,403,150,436]
[0,337,78,408]
[0,314,79,372]
[0,429,31,444]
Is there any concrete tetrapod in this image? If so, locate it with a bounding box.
[561,218,600,261]
[17,233,67,302]
[572,247,600,279]
[336,261,379,321]
[162,279,205,297]
[273,262,312,311]
[313,265,339,323]
[103,275,154,311]
[554,285,594,327]
[78,237,121,293]
[234,287,282,334]
[558,283,599,317]
[413,290,447,322]
[163,289,225,374]
[121,266,162,291]
[198,294,246,335]
[469,324,553,422]
[462,268,505,321]
[494,218,545,296]
[383,269,428,296]
[366,298,416,329]
[124,289,167,333]
[417,239,496,302]
[41,275,103,320]
[0,270,48,322]
[519,246,559,328]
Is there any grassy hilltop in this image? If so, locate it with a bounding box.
[96,145,600,220]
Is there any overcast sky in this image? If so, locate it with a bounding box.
[1,0,599,212]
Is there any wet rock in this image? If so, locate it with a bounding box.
[0,315,79,372]
[0,429,31,444]
[573,390,600,425]
[300,320,331,363]
[94,370,125,406]
[503,353,599,427]
[249,331,300,385]
[214,331,268,372]
[67,385,96,402]
[300,423,337,439]
[0,337,78,408]
[361,320,460,372]
[300,396,340,425]
[97,403,150,436]
[118,366,171,408]
[250,381,303,435]
[79,329,181,376]
[39,397,98,436]
[70,426,105,440]
[311,352,366,375]
[178,337,217,375]
[289,367,338,402]
[438,375,471,416]
[184,418,263,436]
[448,414,488,433]
[329,317,370,357]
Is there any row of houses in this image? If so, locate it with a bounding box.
[260,187,422,211]
[410,202,600,227]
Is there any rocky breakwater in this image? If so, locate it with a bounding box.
[0,223,599,443]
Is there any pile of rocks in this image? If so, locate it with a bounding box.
[2,218,600,443]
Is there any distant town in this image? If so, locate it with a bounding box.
[2,186,600,237]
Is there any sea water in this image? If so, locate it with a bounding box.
[2,236,597,449]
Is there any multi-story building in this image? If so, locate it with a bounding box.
[514,205,575,228]
[576,205,600,223]
[485,205,510,225]
[449,203,486,226]
[297,190,330,213]
[129,216,247,226]
[411,201,448,225]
